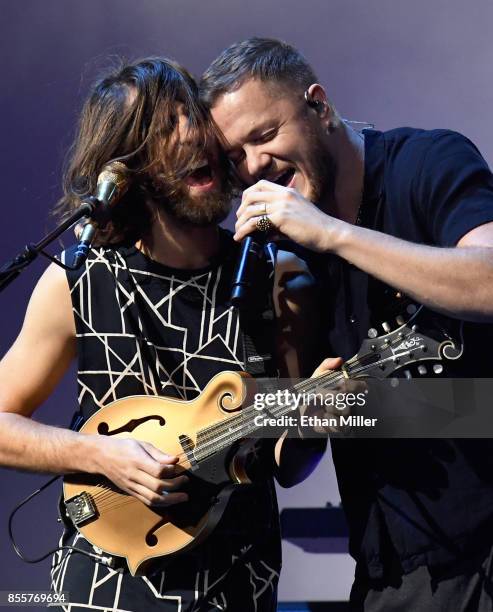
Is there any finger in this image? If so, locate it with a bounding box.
[156,463,182,478]
[136,455,183,480]
[242,179,287,196]
[134,470,189,493]
[312,357,344,377]
[150,491,189,507]
[234,216,268,242]
[235,203,269,232]
[139,441,179,465]
[238,189,278,217]
[129,470,168,492]
[129,482,189,507]
[161,475,189,490]
[134,455,176,480]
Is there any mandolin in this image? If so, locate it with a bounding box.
[63,305,463,575]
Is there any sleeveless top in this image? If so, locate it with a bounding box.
[63,230,281,566]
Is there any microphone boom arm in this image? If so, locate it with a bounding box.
[0,197,98,293]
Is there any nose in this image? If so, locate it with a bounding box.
[243,146,272,183]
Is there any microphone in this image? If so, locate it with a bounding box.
[92,160,130,222]
[72,161,130,268]
[230,231,267,308]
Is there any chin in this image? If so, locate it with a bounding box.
[169,196,232,227]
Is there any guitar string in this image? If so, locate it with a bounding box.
[87,344,413,506]
[195,313,426,447]
[195,326,424,448]
[193,367,348,444]
[191,349,373,445]
[83,335,424,510]
[87,346,422,512]
[188,345,424,463]
[90,370,343,512]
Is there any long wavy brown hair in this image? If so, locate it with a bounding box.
[55,57,227,244]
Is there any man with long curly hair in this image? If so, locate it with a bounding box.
[0,57,325,611]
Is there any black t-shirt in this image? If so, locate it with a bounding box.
[326,128,493,579]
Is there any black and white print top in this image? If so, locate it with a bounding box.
[52,231,281,611]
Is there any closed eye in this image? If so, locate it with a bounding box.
[253,129,277,144]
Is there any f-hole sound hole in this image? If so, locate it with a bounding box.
[97,415,165,436]
[145,517,169,547]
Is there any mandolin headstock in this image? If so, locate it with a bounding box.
[346,306,463,380]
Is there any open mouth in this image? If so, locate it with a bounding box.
[185,162,214,188]
[270,168,295,187]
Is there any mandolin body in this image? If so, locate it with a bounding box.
[63,370,255,576]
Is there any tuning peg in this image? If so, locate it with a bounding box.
[382,321,391,332]
[404,370,413,379]
[433,364,443,374]
[368,328,378,338]
[418,365,427,375]
[396,315,405,326]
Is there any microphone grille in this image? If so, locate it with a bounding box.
[96,161,130,205]
[98,161,128,191]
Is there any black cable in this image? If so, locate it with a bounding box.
[38,249,77,271]
[8,474,113,566]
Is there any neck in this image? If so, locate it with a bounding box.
[323,121,365,224]
[138,207,220,269]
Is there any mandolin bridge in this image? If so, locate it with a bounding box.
[65,492,98,526]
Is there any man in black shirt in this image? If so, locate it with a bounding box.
[202,37,493,610]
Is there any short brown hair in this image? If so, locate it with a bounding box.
[200,37,319,107]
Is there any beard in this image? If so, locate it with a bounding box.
[304,128,337,208]
[164,187,232,227]
[149,146,234,227]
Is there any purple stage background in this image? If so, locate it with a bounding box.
[2,0,493,602]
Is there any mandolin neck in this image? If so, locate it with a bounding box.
[194,368,346,461]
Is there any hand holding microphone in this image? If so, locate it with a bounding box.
[231,199,276,308]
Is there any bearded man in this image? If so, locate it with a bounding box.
[0,57,324,611]
[202,37,493,611]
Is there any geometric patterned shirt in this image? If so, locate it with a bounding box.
[54,232,281,611]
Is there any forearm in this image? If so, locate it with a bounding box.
[274,433,327,488]
[330,222,493,321]
[0,412,100,474]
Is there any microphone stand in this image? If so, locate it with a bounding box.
[0,197,98,293]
